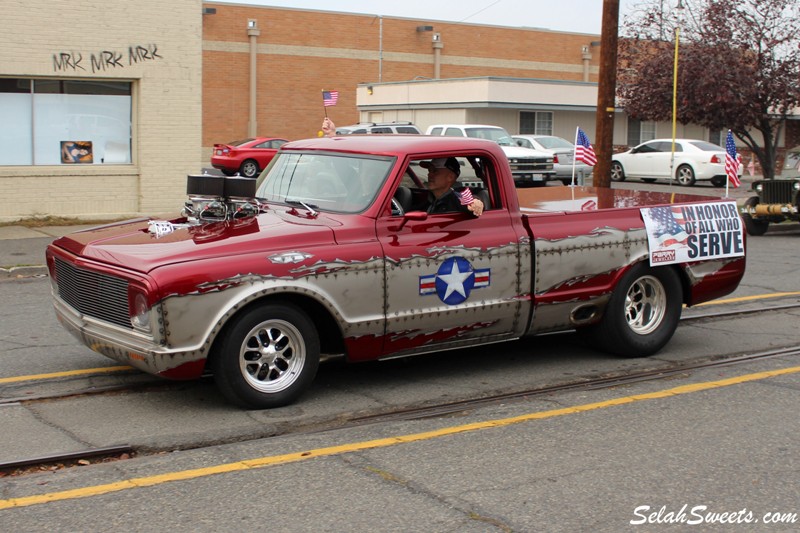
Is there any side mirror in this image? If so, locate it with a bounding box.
[396,210,427,230]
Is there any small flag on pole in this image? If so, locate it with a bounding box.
[322,90,339,107]
[575,128,597,166]
[725,130,741,188]
[459,188,474,205]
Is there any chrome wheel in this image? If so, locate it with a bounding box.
[240,319,306,393]
[624,275,667,335]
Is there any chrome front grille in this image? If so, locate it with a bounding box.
[760,180,797,204]
[54,258,131,329]
[509,158,554,172]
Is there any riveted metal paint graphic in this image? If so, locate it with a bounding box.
[419,256,490,305]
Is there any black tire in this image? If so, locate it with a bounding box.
[579,263,682,358]
[212,303,320,409]
[610,162,625,182]
[676,164,696,186]
[742,196,769,236]
[239,159,260,178]
[710,176,726,187]
[221,169,236,177]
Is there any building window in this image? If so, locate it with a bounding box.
[626,118,656,146]
[520,111,553,135]
[0,78,132,166]
[708,129,721,146]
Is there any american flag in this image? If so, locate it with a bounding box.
[725,130,740,188]
[575,128,597,166]
[322,90,339,107]
[459,188,474,205]
[648,206,689,247]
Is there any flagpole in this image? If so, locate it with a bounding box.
[725,129,730,198]
[571,126,578,187]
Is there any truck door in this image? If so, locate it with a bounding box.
[375,155,525,359]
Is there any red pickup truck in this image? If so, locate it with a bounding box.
[46,136,746,408]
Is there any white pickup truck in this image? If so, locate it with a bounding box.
[426,124,556,186]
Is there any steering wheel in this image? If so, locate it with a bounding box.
[391,197,405,217]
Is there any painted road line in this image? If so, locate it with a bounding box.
[693,291,800,307]
[0,366,133,384]
[1,364,799,510]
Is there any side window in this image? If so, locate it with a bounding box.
[429,127,443,135]
[390,155,496,217]
[370,127,392,134]
[636,142,658,154]
[444,127,465,137]
[396,127,419,134]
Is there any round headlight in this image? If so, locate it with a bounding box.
[131,292,151,332]
[793,181,800,191]
[755,183,763,192]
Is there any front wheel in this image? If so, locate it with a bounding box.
[579,263,682,357]
[610,162,626,182]
[212,303,320,409]
[676,164,696,186]
[742,196,770,236]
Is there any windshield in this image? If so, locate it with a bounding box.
[255,152,395,213]
[464,127,515,146]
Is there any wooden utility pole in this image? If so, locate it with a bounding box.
[593,0,620,188]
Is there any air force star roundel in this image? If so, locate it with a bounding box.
[419,257,490,305]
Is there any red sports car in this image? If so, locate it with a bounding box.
[211,137,288,178]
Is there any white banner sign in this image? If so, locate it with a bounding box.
[641,201,744,265]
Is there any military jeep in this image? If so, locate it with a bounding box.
[741,146,800,236]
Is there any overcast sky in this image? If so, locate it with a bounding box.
[212,0,639,35]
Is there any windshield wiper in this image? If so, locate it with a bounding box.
[285,199,319,216]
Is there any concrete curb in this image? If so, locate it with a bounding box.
[0,265,48,279]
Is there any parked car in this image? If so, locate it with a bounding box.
[335,121,421,135]
[426,124,555,186]
[611,139,742,187]
[513,134,593,185]
[211,137,289,178]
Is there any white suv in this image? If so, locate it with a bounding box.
[426,124,555,186]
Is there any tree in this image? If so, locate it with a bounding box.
[617,0,800,179]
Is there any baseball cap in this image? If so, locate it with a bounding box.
[420,157,460,177]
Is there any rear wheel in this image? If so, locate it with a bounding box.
[676,164,696,186]
[578,263,682,357]
[212,303,320,409]
[710,176,726,187]
[610,162,625,182]
[742,196,770,236]
[239,159,260,178]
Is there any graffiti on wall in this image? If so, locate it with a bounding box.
[53,44,163,73]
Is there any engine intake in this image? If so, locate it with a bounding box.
[183,174,260,223]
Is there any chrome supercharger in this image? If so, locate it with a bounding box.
[182,174,261,223]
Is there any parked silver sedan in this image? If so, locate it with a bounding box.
[513,135,593,185]
[611,138,742,187]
